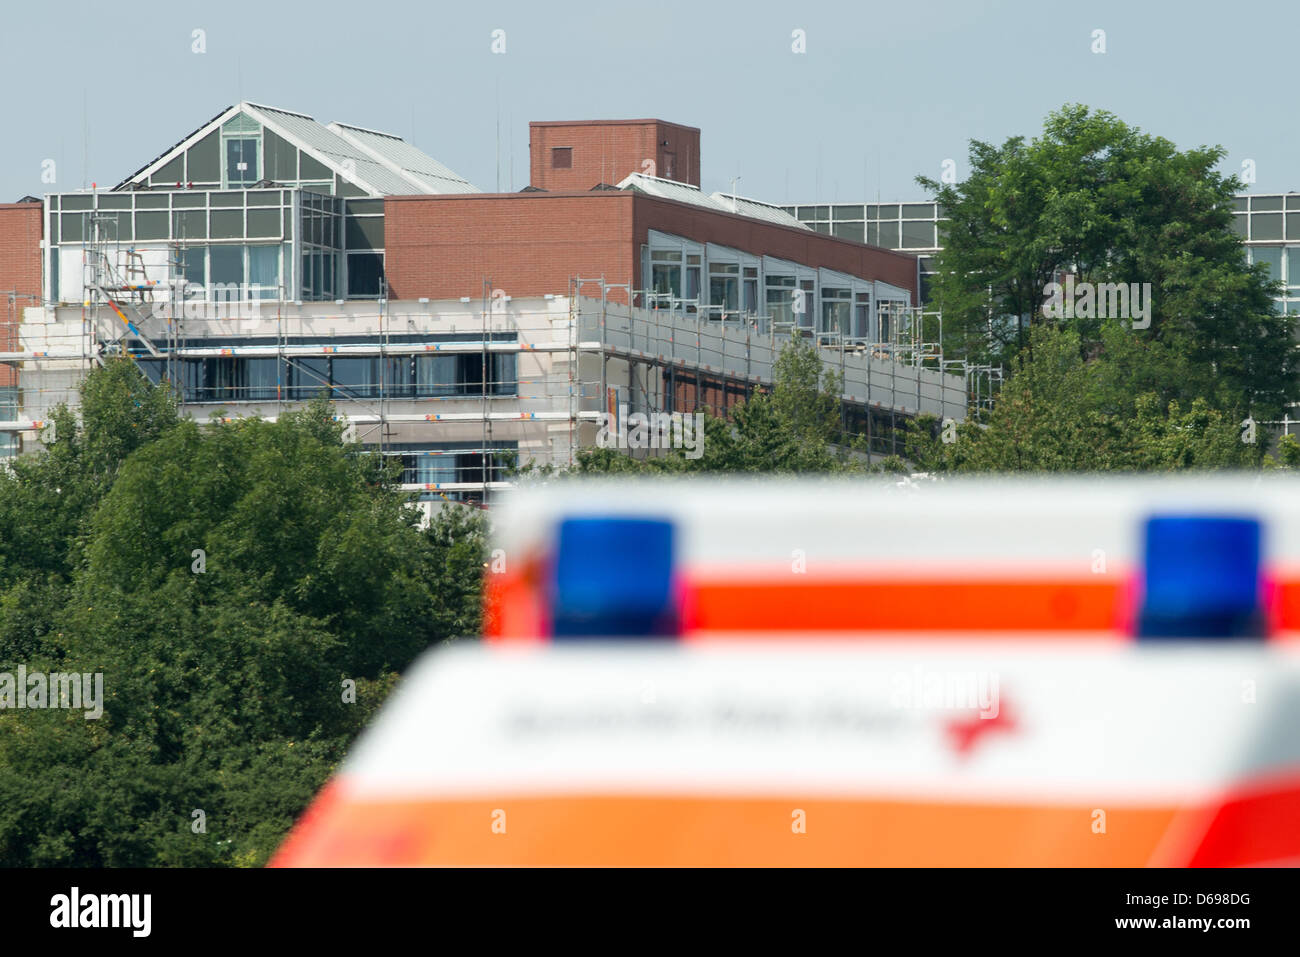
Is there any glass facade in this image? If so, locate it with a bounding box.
[1236,195,1300,315]
[641,229,910,341]
[47,109,392,304]
[134,337,519,403]
[787,195,1300,315]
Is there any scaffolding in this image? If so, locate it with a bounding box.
[7,270,978,497]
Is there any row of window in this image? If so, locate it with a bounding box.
[1234,213,1300,243]
[136,353,518,403]
[378,444,516,486]
[645,237,905,340]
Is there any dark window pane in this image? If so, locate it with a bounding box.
[225,138,259,186]
[247,208,280,238]
[299,153,331,181]
[60,213,84,242]
[834,222,864,243]
[292,358,329,398]
[154,154,184,186]
[347,253,383,297]
[552,147,572,169]
[346,215,384,250]
[135,211,168,240]
[264,128,297,182]
[901,221,936,248]
[1253,213,1284,241]
[210,209,244,239]
[210,245,244,286]
[187,131,221,182]
[172,210,207,240]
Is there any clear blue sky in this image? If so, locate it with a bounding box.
[2,0,1295,203]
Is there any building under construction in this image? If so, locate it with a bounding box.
[0,104,970,505]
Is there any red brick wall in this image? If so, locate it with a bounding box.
[385,192,638,302]
[0,202,43,391]
[383,191,918,305]
[529,120,700,190]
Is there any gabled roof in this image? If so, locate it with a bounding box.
[328,123,479,195]
[617,172,809,229]
[116,101,480,197]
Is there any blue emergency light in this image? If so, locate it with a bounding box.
[550,516,679,638]
[1137,515,1265,639]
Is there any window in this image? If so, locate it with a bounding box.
[766,274,796,326]
[210,245,244,288]
[902,221,936,249]
[225,138,259,187]
[247,245,280,299]
[708,262,739,315]
[1252,246,1283,282]
[291,358,329,399]
[854,293,871,339]
[331,357,381,398]
[551,147,573,169]
[1253,214,1284,241]
[798,279,816,329]
[348,253,384,297]
[821,287,852,336]
[416,355,457,396]
[650,249,682,302]
[685,255,701,309]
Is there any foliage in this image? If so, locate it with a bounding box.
[0,359,486,866]
[918,103,1295,420]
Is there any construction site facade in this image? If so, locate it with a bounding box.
[1,104,970,506]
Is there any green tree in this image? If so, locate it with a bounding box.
[909,323,1262,472]
[0,362,488,866]
[918,103,1295,419]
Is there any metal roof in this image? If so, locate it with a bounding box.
[617,172,810,229]
[616,172,731,211]
[708,192,809,229]
[328,123,479,194]
[116,101,480,197]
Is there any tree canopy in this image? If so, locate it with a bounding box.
[0,359,487,866]
[918,103,1296,421]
